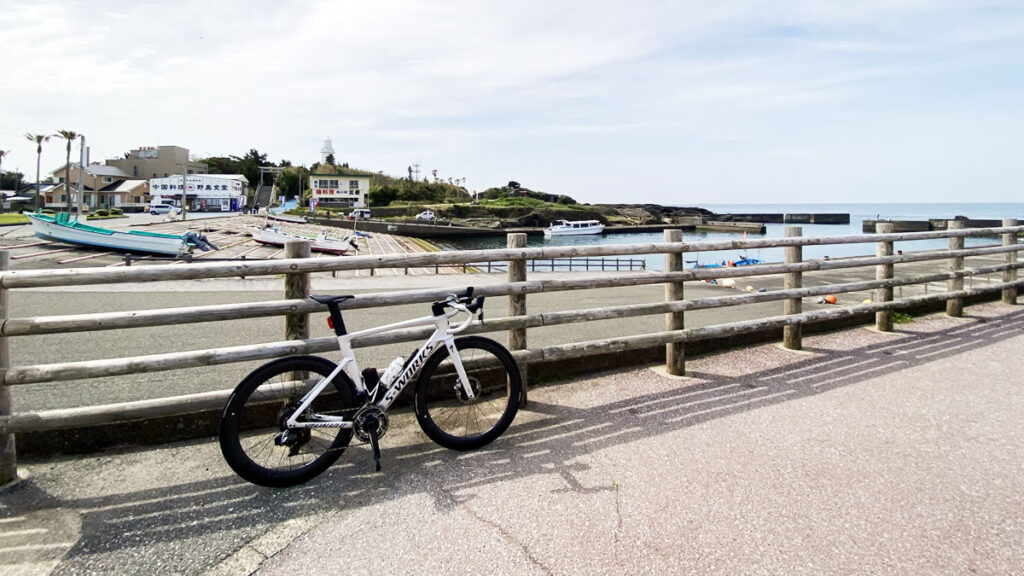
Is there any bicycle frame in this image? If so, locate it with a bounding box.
[284,305,476,430]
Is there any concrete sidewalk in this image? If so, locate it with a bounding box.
[2,302,1023,575]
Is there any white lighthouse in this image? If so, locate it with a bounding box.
[320,136,335,164]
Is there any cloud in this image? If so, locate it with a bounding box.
[2,0,1023,202]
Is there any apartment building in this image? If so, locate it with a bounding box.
[105,145,207,180]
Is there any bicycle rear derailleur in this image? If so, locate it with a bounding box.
[353,406,390,471]
[274,402,311,456]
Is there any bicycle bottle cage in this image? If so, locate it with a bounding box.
[311,294,355,336]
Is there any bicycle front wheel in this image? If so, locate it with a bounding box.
[219,355,356,487]
[414,336,522,450]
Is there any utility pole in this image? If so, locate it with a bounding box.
[180,161,188,221]
[77,135,85,220]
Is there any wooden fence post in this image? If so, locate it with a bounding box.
[0,252,16,485]
[783,227,802,349]
[875,222,895,331]
[1003,219,1018,305]
[507,233,528,404]
[665,229,685,375]
[947,220,965,317]
[284,240,312,341]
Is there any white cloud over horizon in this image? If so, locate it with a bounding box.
[2,0,1022,204]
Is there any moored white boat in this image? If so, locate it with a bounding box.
[245,224,359,255]
[25,212,212,256]
[543,219,605,237]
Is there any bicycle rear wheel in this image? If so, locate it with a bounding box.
[219,355,356,487]
[414,336,522,450]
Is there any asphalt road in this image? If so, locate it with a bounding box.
[2,302,1022,575]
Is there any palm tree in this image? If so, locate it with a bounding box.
[56,130,79,213]
[25,133,51,211]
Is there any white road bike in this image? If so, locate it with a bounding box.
[219,288,523,487]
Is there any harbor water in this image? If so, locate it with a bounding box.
[438,203,1024,271]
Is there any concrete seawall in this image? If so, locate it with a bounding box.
[862,218,1009,233]
[716,213,851,224]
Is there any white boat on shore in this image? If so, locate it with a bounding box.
[543,219,605,237]
[245,224,359,255]
[25,212,214,256]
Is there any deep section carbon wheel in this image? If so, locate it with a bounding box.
[414,336,522,450]
[219,355,356,487]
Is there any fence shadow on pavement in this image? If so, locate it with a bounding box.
[2,306,1022,573]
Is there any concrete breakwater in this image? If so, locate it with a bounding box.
[862,218,1007,233]
[713,213,851,224]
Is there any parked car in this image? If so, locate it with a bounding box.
[348,208,371,220]
[149,203,179,215]
[416,210,435,221]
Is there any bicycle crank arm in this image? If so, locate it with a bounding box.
[369,429,382,472]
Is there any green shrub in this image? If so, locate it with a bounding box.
[893,312,913,324]
[94,209,109,217]
[110,207,123,215]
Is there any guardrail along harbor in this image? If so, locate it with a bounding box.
[0,220,1021,483]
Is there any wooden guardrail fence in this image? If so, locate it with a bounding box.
[0,220,1021,483]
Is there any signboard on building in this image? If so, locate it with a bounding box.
[149,174,247,211]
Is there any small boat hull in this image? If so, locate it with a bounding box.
[26,213,194,256]
[246,225,358,255]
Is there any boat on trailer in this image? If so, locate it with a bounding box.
[245,224,360,255]
[543,219,605,237]
[25,212,214,256]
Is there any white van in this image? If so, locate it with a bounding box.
[149,203,178,215]
[348,209,371,220]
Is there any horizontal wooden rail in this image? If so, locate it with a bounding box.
[6,268,1023,387]
[4,247,1021,337]
[2,226,1021,289]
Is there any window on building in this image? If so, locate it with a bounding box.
[349,180,359,191]
[102,176,113,183]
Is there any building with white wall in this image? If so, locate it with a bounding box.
[309,172,370,209]
[150,174,248,212]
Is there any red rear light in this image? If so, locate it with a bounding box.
[327,316,334,329]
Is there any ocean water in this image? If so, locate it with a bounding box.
[440,203,1024,270]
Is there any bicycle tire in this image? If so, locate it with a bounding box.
[219,355,356,487]
[414,336,522,450]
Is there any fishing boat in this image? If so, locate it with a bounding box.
[543,219,605,237]
[25,212,215,256]
[245,224,359,255]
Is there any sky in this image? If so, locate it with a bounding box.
[2,0,1023,205]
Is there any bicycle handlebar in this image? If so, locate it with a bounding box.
[432,287,484,326]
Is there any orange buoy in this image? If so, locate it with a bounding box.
[824,294,837,304]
